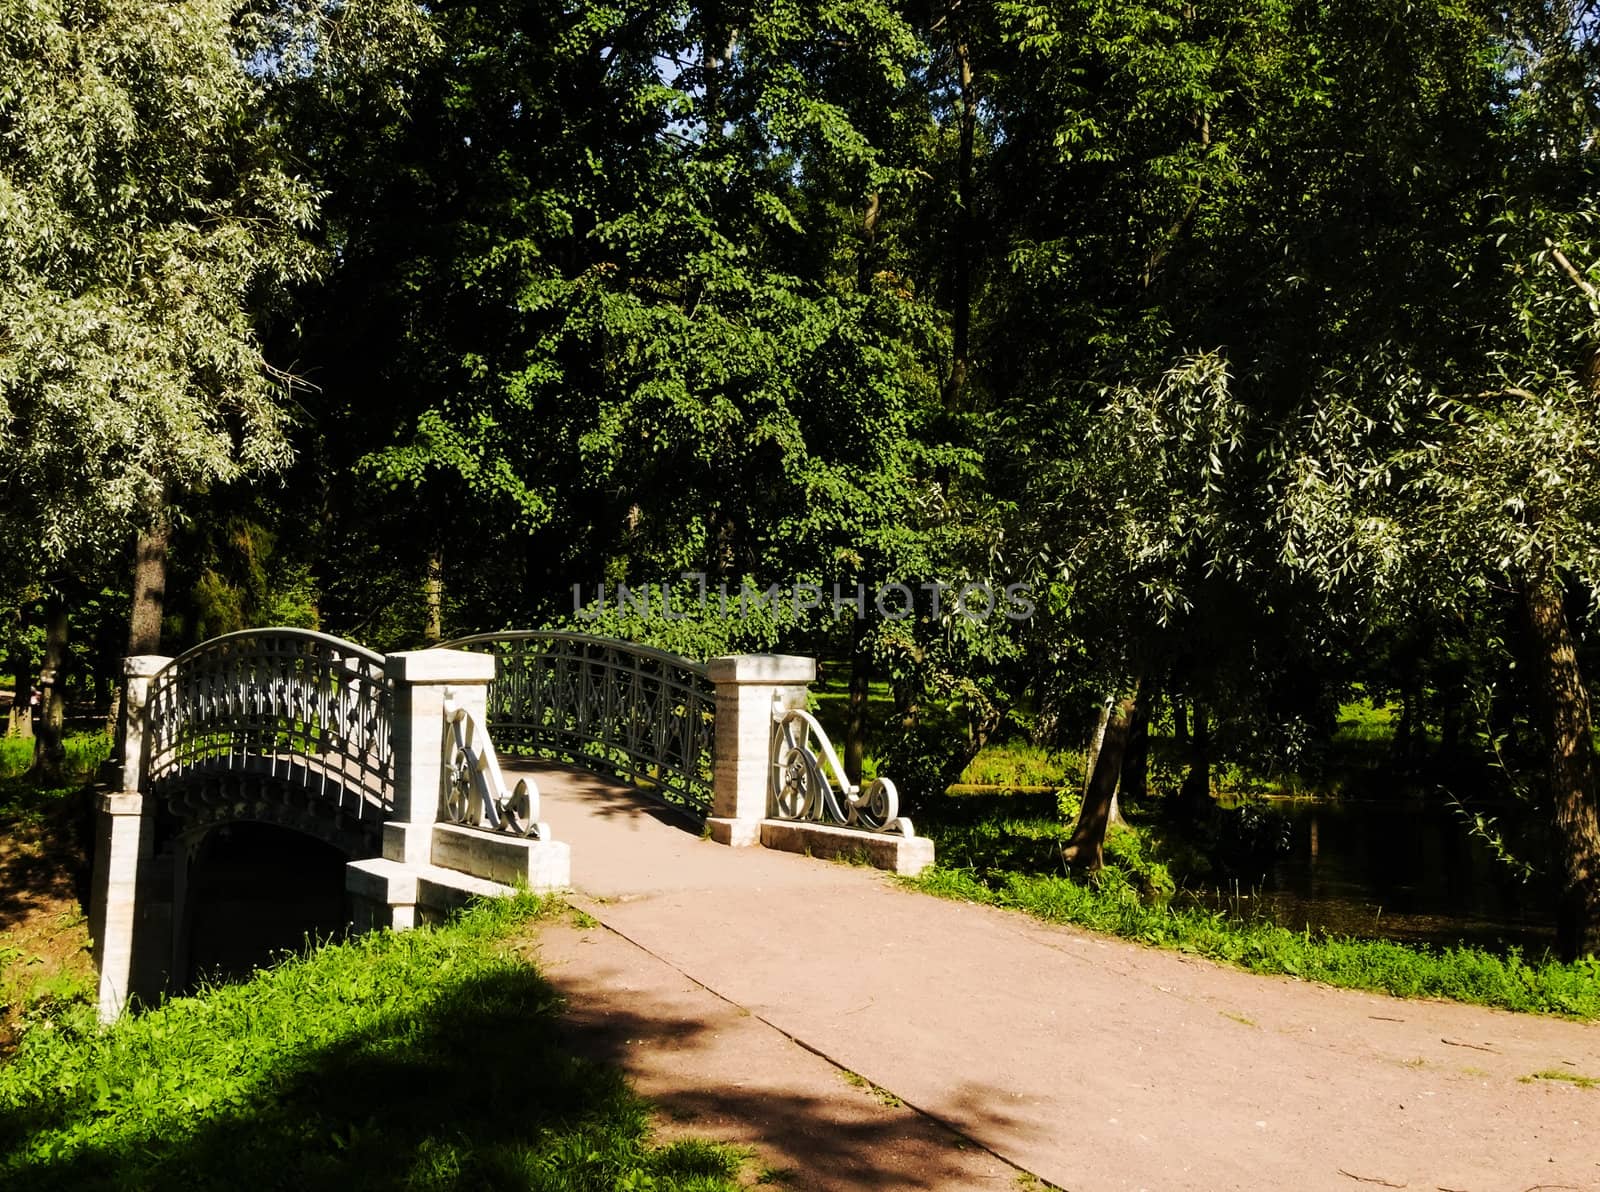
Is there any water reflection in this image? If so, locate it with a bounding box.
[1191,799,1557,954]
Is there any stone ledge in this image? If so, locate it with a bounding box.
[383,648,497,684]
[415,864,514,907]
[759,819,936,876]
[706,653,816,685]
[98,791,145,816]
[431,822,570,890]
[347,856,523,932]
[705,816,762,847]
[346,857,419,904]
[346,857,420,932]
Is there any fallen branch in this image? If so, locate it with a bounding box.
[1440,1037,1496,1052]
[1338,1170,1406,1187]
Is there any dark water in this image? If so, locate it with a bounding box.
[1194,798,1557,953]
[185,824,351,987]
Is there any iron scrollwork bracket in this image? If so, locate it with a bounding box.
[769,704,915,837]
[442,700,546,839]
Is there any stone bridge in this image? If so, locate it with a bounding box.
[88,629,932,1020]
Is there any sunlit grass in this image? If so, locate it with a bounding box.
[906,866,1600,1018]
[0,895,745,1190]
[0,732,112,782]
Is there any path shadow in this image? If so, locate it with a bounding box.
[507,762,705,836]
[546,956,1042,1189]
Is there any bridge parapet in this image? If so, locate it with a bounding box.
[442,631,717,819]
[144,629,394,817]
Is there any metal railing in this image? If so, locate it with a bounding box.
[441,631,716,818]
[144,629,394,820]
[441,700,546,839]
[770,707,913,836]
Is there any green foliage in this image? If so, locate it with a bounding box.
[291,0,966,645]
[0,896,744,1190]
[909,867,1600,1018]
[0,0,324,570]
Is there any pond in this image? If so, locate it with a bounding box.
[1196,797,1557,954]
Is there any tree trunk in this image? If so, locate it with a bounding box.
[1519,561,1600,960]
[127,513,171,656]
[857,191,880,294]
[1120,701,1149,802]
[6,605,32,739]
[423,548,444,646]
[844,617,869,785]
[1178,702,1211,818]
[1062,696,1135,870]
[1173,697,1189,748]
[32,595,68,781]
[1082,697,1111,801]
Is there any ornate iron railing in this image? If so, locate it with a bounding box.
[770,707,913,836]
[144,629,393,820]
[441,700,546,839]
[440,631,715,818]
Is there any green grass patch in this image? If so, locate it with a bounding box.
[1520,1068,1598,1088]
[955,741,1076,789]
[838,1069,902,1108]
[0,895,745,1190]
[0,732,112,785]
[905,867,1600,1018]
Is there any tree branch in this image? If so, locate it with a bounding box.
[1544,238,1600,305]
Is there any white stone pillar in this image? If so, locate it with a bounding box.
[705,654,815,846]
[90,655,170,1021]
[381,649,497,866]
[90,793,149,1022]
[116,655,169,794]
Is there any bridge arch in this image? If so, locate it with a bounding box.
[144,627,394,834]
[114,630,396,994]
[178,820,352,988]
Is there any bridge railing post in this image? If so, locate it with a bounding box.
[705,654,816,846]
[90,654,171,1022]
[381,649,498,867]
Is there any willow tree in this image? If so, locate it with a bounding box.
[1275,2,1600,958]
[0,0,429,768]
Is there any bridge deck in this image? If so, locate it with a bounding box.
[511,763,1600,1192]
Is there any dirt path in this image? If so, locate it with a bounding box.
[515,765,1600,1192]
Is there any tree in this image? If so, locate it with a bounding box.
[1271,2,1600,957]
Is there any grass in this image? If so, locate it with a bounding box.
[0,894,746,1190]
[0,731,112,784]
[904,866,1600,1018]
[1520,1068,1599,1089]
[838,1069,903,1108]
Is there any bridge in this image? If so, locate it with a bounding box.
[87,628,933,1021]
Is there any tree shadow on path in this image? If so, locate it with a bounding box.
[545,949,1043,1189]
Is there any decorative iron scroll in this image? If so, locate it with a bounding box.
[440,631,715,818]
[144,629,393,820]
[770,707,913,836]
[441,702,545,838]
